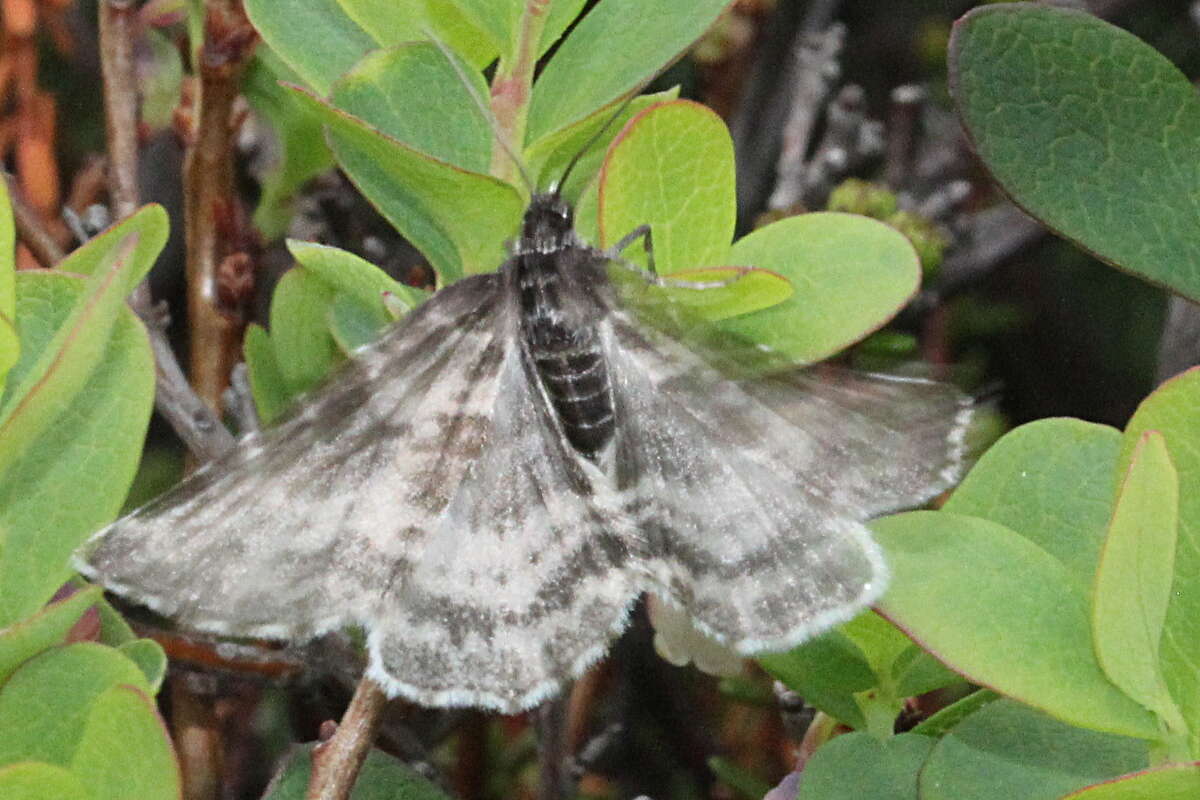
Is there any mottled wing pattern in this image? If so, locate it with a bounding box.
[365,330,641,710]
[603,306,973,652]
[78,273,508,641]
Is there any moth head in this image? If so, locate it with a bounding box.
[522,192,575,246]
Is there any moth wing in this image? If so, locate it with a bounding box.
[78,274,509,641]
[365,326,640,712]
[604,308,973,652]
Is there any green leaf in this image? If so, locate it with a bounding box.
[0,314,16,402]
[950,4,1200,301]
[341,0,498,68]
[873,511,1159,739]
[1118,368,1200,754]
[594,100,735,272]
[628,266,793,322]
[717,213,920,363]
[245,0,380,95]
[286,240,426,313]
[116,639,168,694]
[758,627,875,730]
[243,323,293,425]
[245,0,499,96]
[0,273,154,625]
[331,43,493,173]
[0,172,14,320]
[525,87,680,195]
[1093,431,1184,732]
[797,732,933,800]
[244,50,336,239]
[268,268,341,395]
[0,587,101,684]
[1062,763,1200,799]
[0,762,89,800]
[911,689,1001,738]
[0,178,14,394]
[527,0,730,142]
[841,611,960,701]
[328,293,389,353]
[0,231,148,472]
[0,642,151,767]
[140,28,184,131]
[918,699,1148,800]
[944,418,1122,588]
[264,743,453,800]
[439,0,517,62]
[290,88,524,282]
[708,755,771,800]
[333,0,437,48]
[48,205,167,290]
[69,684,180,800]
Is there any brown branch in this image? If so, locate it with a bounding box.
[97,0,237,463]
[183,0,256,414]
[172,674,225,800]
[535,694,573,800]
[135,300,238,461]
[3,171,66,266]
[98,0,141,221]
[307,676,390,800]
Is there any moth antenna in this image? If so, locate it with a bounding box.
[552,91,641,197]
[423,28,535,195]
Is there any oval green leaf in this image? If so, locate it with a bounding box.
[527,0,730,142]
[245,0,382,95]
[595,100,735,273]
[758,628,875,730]
[0,586,101,684]
[332,43,493,173]
[0,762,89,800]
[798,732,933,800]
[0,642,152,767]
[0,171,13,321]
[290,88,524,282]
[269,268,340,395]
[717,213,920,363]
[0,274,154,625]
[116,639,168,694]
[1063,763,1200,799]
[944,418,1122,588]
[873,511,1159,739]
[919,698,1148,800]
[1119,367,1200,753]
[69,684,180,800]
[243,323,293,426]
[950,4,1200,301]
[1093,431,1183,730]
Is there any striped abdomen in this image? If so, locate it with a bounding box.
[516,249,615,459]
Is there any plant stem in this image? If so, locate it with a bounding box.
[98,0,140,221]
[488,0,551,182]
[98,0,236,461]
[172,676,224,800]
[2,171,66,266]
[307,676,390,800]
[535,694,570,800]
[183,0,256,414]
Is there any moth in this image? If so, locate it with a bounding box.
[77,109,974,715]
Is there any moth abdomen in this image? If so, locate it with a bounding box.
[532,344,615,457]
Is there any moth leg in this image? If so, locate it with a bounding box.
[608,224,655,273]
